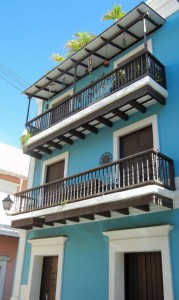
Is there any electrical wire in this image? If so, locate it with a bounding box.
[0,74,22,92]
[0,67,27,89]
[0,64,29,87]
[0,63,30,92]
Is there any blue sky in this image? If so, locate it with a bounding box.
[0,0,141,148]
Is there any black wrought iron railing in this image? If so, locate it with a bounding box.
[26,50,166,136]
[13,149,175,214]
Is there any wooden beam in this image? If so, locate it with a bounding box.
[57,135,73,145]
[114,208,129,215]
[46,77,69,87]
[45,193,173,224]
[57,68,80,80]
[46,141,62,150]
[69,129,85,140]
[96,116,113,128]
[11,217,44,229]
[133,204,150,212]
[44,221,54,226]
[85,48,106,60]
[71,59,87,69]
[96,211,111,218]
[55,220,66,225]
[137,9,158,27]
[100,36,123,50]
[80,214,94,220]
[155,95,166,105]
[25,93,45,101]
[130,100,146,113]
[67,217,79,222]
[26,150,42,159]
[32,217,45,228]
[111,108,128,121]
[36,146,52,155]
[83,123,98,134]
[117,24,140,41]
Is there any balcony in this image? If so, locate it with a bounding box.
[11,150,175,229]
[24,51,167,159]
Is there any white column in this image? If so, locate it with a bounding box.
[10,229,27,300]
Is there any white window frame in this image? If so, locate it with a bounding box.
[114,39,153,69]
[41,151,69,185]
[113,114,159,161]
[50,88,73,108]
[0,256,10,300]
[26,237,67,300]
[103,225,173,300]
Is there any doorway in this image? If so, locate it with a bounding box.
[40,256,58,300]
[125,252,164,300]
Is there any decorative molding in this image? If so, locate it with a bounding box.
[26,236,67,300]
[99,152,112,165]
[41,151,69,185]
[104,224,173,240]
[103,225,173,300]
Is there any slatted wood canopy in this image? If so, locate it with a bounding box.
[24,2,165,101]
[22,2,166,159]
[11,193,173,229]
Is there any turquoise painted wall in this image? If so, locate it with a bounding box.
[21,209,179,300]
[151,11,179,175]
[22,11,179,300]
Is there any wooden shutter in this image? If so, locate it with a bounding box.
[125,252,164,300]
[120,125,153,158]
[46,160,65,183]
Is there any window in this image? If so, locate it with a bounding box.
[41,152,68,185]
[46,160,65,183]
[113,115,159,161]
[103,225,173,300]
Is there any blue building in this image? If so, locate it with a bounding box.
[10,0,179,299]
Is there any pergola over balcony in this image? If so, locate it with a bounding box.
[24,2,165,101]
[22,2,166,159]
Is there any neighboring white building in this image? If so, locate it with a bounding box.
[0,142,30,225]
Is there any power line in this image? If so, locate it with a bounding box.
[0,64,30,87]
[0,63,31,92]
[0,68,27,89]
[0,74,22,92]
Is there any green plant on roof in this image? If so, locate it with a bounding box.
[51,4,125,64]
[65,32,96,55]
[50,53,65,63]
[20,131,31,147]
[51,32,96,63]
[101,3,125,22]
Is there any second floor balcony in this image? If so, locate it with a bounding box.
[11,149,175,229]
[24,50,167,159]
